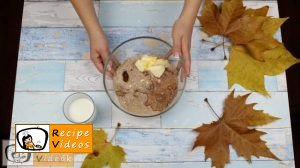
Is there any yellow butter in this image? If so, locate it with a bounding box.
[135,55,169,78]
[148,65,165,78]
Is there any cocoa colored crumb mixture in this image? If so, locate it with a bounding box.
[113,55,178,116]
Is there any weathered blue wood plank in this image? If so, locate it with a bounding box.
[12,92,70,125]
[15,61,65,91]
[74,128,293,162]
[73,161,294,168]
[99,1,278,27]
[18,28,282,61]
[99,1,184,27]
[12,92,112,128]
[196,61,278,92]
[19,28,89,60]
[162,92,291,129]
[112,104,161,128]
[119,161,294,168]
[86,92,112,128]
[64,59,279,93]
[116,129,292,162]
[18,28,223,60]
[21,1,278,27]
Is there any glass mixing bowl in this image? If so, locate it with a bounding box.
[103,36,186,117]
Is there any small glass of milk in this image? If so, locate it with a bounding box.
[63,93,96,123]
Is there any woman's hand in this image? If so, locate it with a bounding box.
[89,31,110,73]
[71,0,110,73]
[172,0,202,77]
[172,18,194,77]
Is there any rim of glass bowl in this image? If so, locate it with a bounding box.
[103,36,186,117]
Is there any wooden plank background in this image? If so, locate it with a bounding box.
[9,0,295,167]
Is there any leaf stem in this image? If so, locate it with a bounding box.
[201,39,230,48]
[210,43,224,51]
[204,98,220,119]
[201,39,230,54]
[110,122,121,143]
[223,37,227,60]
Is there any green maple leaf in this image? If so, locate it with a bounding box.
[81,129,126,168]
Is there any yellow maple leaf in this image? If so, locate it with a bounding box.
[81,129,126,168]
[193,91,280,168]
[225,45,300,95]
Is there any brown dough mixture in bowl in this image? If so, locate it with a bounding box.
[113,56,178,116]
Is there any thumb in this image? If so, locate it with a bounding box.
[91,50,104,73]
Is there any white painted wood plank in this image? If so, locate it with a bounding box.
[112,104,161,128]
[73,128,293,162]
[162,92,291,129]
[15,61,65,91]
[64,60,104,91]
[11,92,112,128]
[277,72,288,91]
[22,1,99,27]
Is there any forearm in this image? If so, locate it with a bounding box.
[179,0,202,25]
[70,0,104,38]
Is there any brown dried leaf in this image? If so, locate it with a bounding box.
[193,91,280,168]
[198,0,223,36]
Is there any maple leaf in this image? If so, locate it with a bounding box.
[244,6,269,17]
[241,17,288,61]
[81,129,126,168]
[226,45,300,96]
[218,0,245,33]
[198,0,222,36]
[199,0,300,95]
[198,0,267,44]
[193,91,280,168]
[227,16,267,44]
